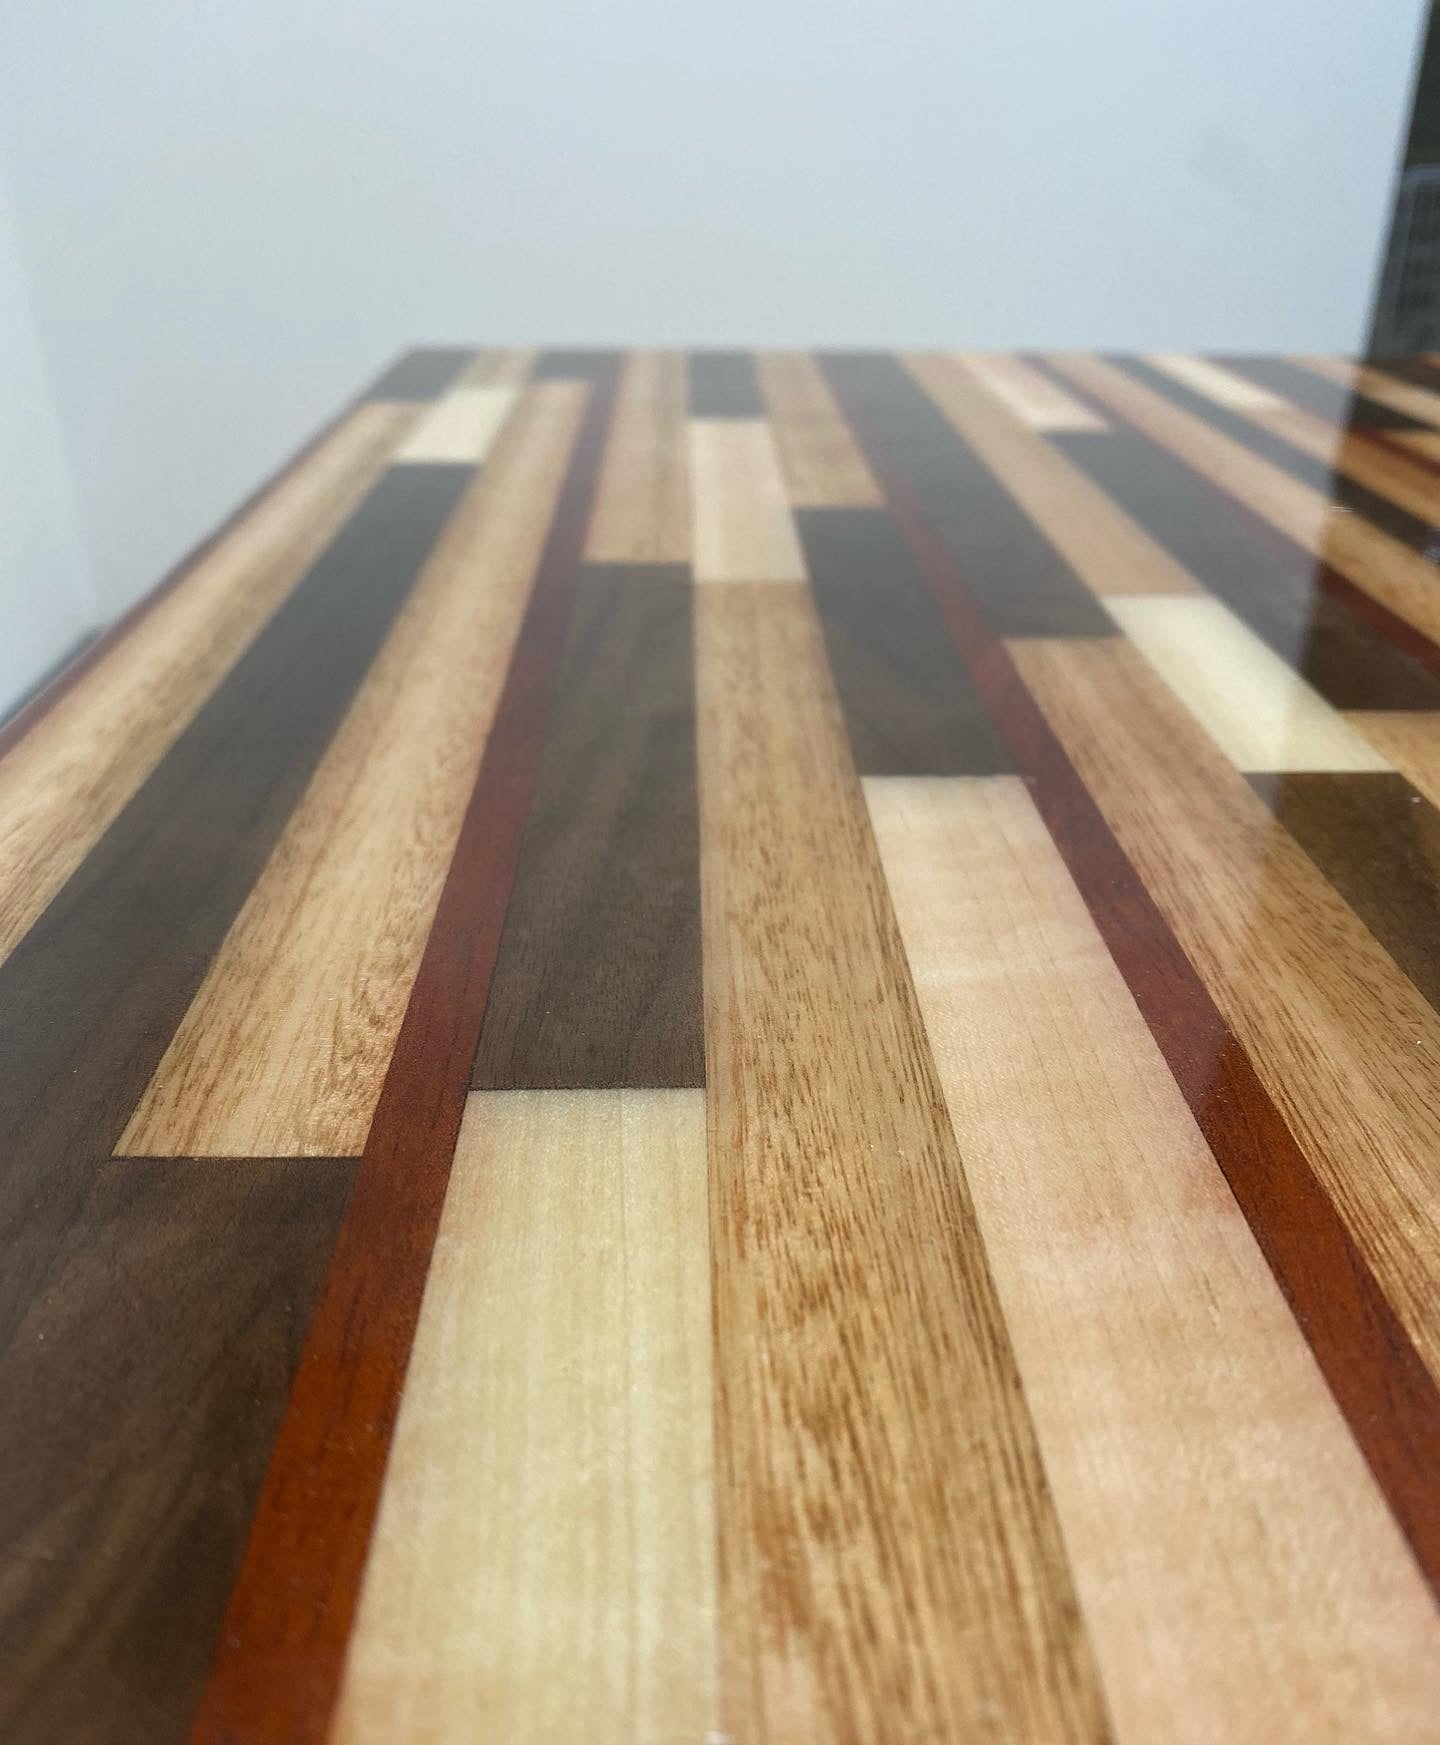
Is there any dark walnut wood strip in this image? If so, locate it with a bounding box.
[1374,355,1440,398]
[0,1158,354,1745]
[823,353,1114,636]
[687,349,764,416]
[361,348,476,400]
[796,506,1010,774]
[187,361,620,1745]
[1250,771,1440,1018]
[826,358,1440,1597]
[532,348,622,380]
[471,563,703,1090]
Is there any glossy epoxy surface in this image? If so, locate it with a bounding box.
[2,348,1439,1743]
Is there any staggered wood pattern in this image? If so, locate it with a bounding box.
[1,349,1439,1745]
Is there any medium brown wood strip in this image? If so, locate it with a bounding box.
[0,1158,355,1745]
[471,563,702,1090]
[697,578,1110,1744]
[456,346,537,387]
[331,1089,716,1745]
[689,418,807,582]
[1348,711,1440,807]
[187,359,621,1745]
[868,774,1440,1744]
[585,350,690,562]
[1012,635,1440,1397]
[953,351,1108,430]
[121,385,586,1158]
[920,353,1200,595]
[0,402,415,968]
[756,350,882,505]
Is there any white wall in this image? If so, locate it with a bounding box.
[0,0,1426,625]
[0,165,96,716]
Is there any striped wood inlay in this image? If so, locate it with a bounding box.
[756,350,883,506]
[1348,711,1440,808]
[953,350,1109,430]
[1294,354,1440,427]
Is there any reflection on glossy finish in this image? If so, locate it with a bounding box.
[0,348,1438,1745]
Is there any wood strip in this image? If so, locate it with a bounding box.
[0,1158,355,1745]
[1393,427,1440,462]
[393,384,519,463]
[867,774,1440,1745]
[953,351,1108,430]
[1045,353,1440,649]
[1348,711,1440,808]
[0,403,415,968]
[1250,771,1440,1018]
[471,563,702,1090]
[1108,595,1389,771]
[918,353,1200,596]
[121,386,587,1158]
[1222,355,1425,430]
[585,350,690,562]
[826,355,1440,1595]
[1147,352,1288,410]
[331,1088,716,1745]
[532,348,619,380]
[363,349,476,400]
[686,349,762,416]
[1012,635,1440,1398]
[188,360,620,1745]
[824,353,1114,635]
[1296,356,1440,429]
[697,578,1110,1743]
[795,506,1010,773]
[688,419,807,582]
[755,350,882,505]
[456,346,536,388]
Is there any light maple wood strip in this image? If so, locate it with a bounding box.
[330,1087,717,1745]
[1294,354,1440,428]
[0,401,414,970]
[697,580,1108,1744]
[866,772,1440,1745]
[1013,635,1440,1387]
[911,353,1199,596]
[456,346,537,388]
[1107,595,1388,771]
[1347,712,1440,809]
[1047,353,1440,646]
[953,351,1109,430]
[1147,353,1290,410]
[585,350,690,561]
[689,419,807,582]
[394,385,519,464]
[755,351,882,505]
[119,384,586,1158]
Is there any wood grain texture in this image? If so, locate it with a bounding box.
[187,358,621,1745]
[0,402,415,968]
[394,384,518,463]
[121,385,586,1158]
[1013,635,1440,1396]
[1046,352,1440,649]
[1147,352,1289,410]
[1297,354,1440,428]
[756,350,882,505]
[1348,710,1440,807]
[921,352,1201,595]
[1108,594,1390,771]
[0,1158,354,1745]
[689,418,807,582]
[697,579,1110,1745]
[953,350,1108,429]
[867,774,1440,1745]
[471,563,702,1089]
[586,350,690,561]
[1217,354,1425,431]
[331,1088,716,1745]
[796,506,1010,773]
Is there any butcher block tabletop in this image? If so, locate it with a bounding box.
[3,346,1440,1745]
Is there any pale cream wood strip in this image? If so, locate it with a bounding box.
[953,351,1109,430]
[866,773,1440,1745]
[1347,712,1440,809]
[457,346,537,388]
[755,350,882,505]
[688,420,807,582]
[331,1087,717,1745]
[585,350,690,562]
[1013,635,1440,1386]
[1147,353,1290,410]
[1048,353,1440,647]
[1108,595,1387,771]
[395,385,519,464]
[910,353,1199,596]
[0,401,414,970]
[1294,354,1440,428]
[119,384,586,1157]
[698,582,1108,1743]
